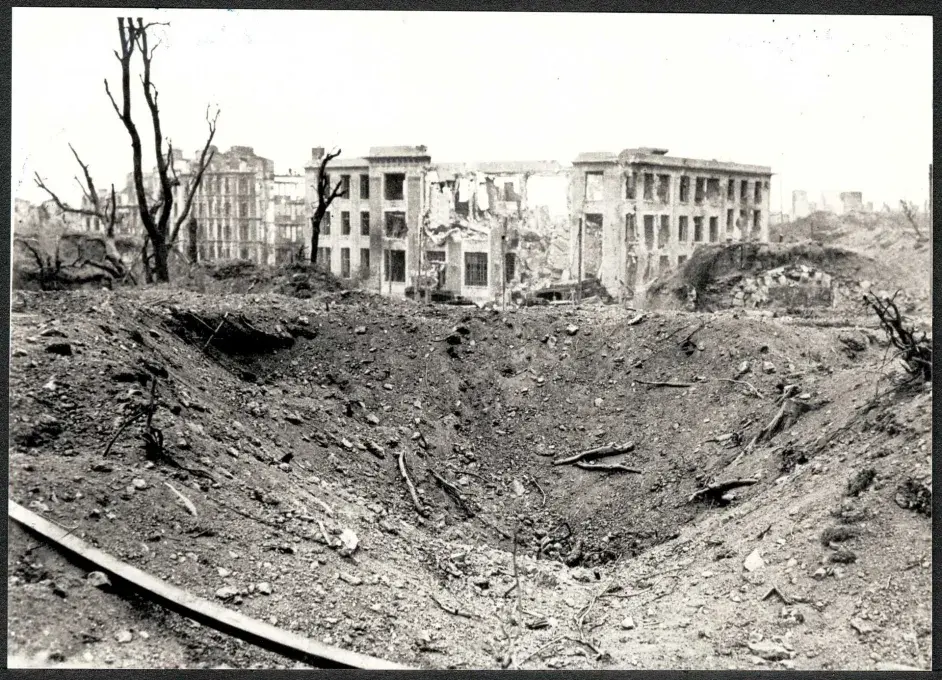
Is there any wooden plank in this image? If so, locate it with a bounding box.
[8,501,413,670]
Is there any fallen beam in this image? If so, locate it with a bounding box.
[574,462,641,473]
[688,478,759,503]
[552,442,635,466]
[7,501,413,670]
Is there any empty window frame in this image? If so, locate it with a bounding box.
[504,252,517,282]
[384,211,408,238]
[643,173,655,201]
[679,176,690,203]
[384,173,405,201]
[659,255,671,271]
[726,209,734,232]
[678,215,689,242]
[754,181,762,203]
[656,174,671,203]
[317,247,331,266]
[427,250,447,288]
[706,178,720,201]
[340,247,351,278]
[694,178,705,204]
[339,174,351,199]
[625,213,637,242]
[360,211,370,236]
[740,180,749,203]
[240,246,249,260]
[727,179,735,201]
[693,216,704,242]
[464,251,488,287]
[360,174,370,199]
[739,209,748,230]
[625,172,637,199]
[643,215,655,249]
[239,223,249,241]
[677,254,688,266]
[585,172,604,202]
[321,212,331,235]
[709,216,719,242]
[753,210,762,232]
[341,211,351,235]
[384,249,406,282]
[360,248,371,274]
[657,215,670,248]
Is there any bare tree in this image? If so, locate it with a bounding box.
[310,148,344,264]
[899,200,925,240]
[104,17,219,282]
[31,144,132,283]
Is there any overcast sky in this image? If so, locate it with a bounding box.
[12,9,932,210]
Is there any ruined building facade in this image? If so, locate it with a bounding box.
[570,148,772,300]
[304,146,572,303]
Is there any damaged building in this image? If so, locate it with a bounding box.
[570,148,772,301]
[306,147,571,303]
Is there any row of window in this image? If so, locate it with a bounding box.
[319,248,491,287]
[194,200,255,218]
[198,175,255,196]
[329,173,406,201]
[321,210,408,239]
[196,223,258,241]
[617,208,763,249]
[585,171,768,206]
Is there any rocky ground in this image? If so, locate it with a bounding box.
[7,285,932,670]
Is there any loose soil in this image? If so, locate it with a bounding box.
[8,285,932,670]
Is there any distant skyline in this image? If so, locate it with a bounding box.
[12,9,932,211]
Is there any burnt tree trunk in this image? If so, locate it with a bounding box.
[187,217,199,263]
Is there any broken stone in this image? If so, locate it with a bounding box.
[338,529,359,557]
[217,567,231,577]
[620,616,636,630]
[850,617,877,635]
[115,630,133,644]
[747,640,792,661]
[366,414,380,425]
[86,571,112,589]
[257,582,273,595]
[354,326,367,335]
[131,478,147,490]
[215,586,239,600]
[512,479,526,496]
[743,549,765,572]
[339,572,363,586]
[762,361,776,374]
[565,324,580,336]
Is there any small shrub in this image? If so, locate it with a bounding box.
[846,468,876,497]
[820,525,858,546]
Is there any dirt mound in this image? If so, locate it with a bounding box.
[8,288,931,670]
[175,260,349,298]
[645,241,924,316]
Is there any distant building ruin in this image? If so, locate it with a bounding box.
[570,148,773,301]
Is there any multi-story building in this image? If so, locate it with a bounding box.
[570,147,772,300]
[304,146,430,295]
[305,146,573,303]
[269,170,307,264]
[188,146,275,263]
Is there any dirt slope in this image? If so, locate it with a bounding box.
[7,287,931,669]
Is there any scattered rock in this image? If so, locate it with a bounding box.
[215,586,239,600]
[762,361,776,374]
[114,630,133,644]
[354,326,367,335]
[339,572,363,586]
[850,618,877,635]
[620,616,636,630]
[366,413,380,425]
[743,549,765,572]
[131,478,147,490]
[338,529,359,557]
[565,324,580,336]
[256,582,273,595]
[747,640,793,661]
[217,568,231,577]
[86,571,112,589]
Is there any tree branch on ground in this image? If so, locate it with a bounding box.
[864,291,931,381]
[899,200,924,239]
